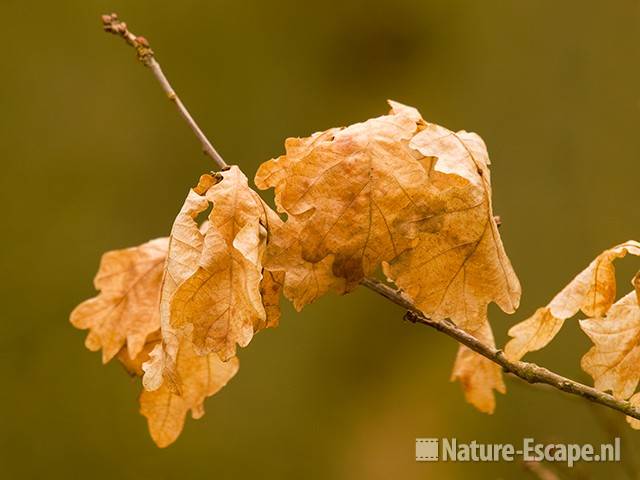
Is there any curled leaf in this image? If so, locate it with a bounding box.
[72,208,242,447]
[171,166,274,360]
[550,241,640,319]
[503,308,565,363]
[143,182,213,392]
[505,241,640,361]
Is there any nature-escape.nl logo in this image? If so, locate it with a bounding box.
[415,437,620,467]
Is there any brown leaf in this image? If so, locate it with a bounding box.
[505,241,640,361]
[70,237,168,362]
[72,227,239,447]
[383,124,521,332]
[142,182,213,392]
[261,217,346,311]
[255,101,437,307]
[502,308,564,362]
[550,241,640,319]
[140,338,239,447]
[450,318,505,414]
[170,166,273,360]
[580,291,640,399]
[256,102,519,412]
[376,121,519,412]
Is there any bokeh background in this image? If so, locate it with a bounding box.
[2,0,639,478]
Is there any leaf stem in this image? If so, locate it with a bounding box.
[101,13,227,170]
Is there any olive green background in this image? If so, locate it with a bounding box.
[2,1,639,478]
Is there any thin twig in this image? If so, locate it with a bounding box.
[101,13,227,170]
[360,277,640,421]
[101,12,640,425]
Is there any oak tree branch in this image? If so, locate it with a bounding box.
[361,277,640,420]
[101,13,227,170]
[101,13,640,424]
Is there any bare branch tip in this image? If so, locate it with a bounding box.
[101,13,154,65]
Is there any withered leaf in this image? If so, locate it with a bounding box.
[383,123,521,332]
[143,181,213,392]
[124,329,239,448]
[377,121,519,412]
[140,337,239,448]
[450,319,505,414]
[256,101,436,307]
[70,237,168,362]
[261,215,346,311]
[72,229,239,447]
[580,291,640,400]
[505,241,640,361]
[256,103,520,412]
[170,166,273,360]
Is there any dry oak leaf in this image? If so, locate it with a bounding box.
[379,122,520,411]
[383,123,521,331]
[505,240,640,361]
[170,166,276,360]
[255,101,439,307]
[70,237,169,363]
[71,232,238,448]
[142,183,213,392]
[258,212,346,311]
[450,318,505,414]
[580,290,640,400]
[140,335,239,448]
[120,328,239,447]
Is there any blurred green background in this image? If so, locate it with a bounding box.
[1,0,639,478]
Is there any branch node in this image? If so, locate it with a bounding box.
[404,311,419,324]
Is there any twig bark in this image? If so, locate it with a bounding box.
[360,277,640,421]
[101,13,640,424]
[101,13,227,170]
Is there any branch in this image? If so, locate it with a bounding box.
[361,277,640,421]
[101,13,227,170]
[101,13,640,424]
